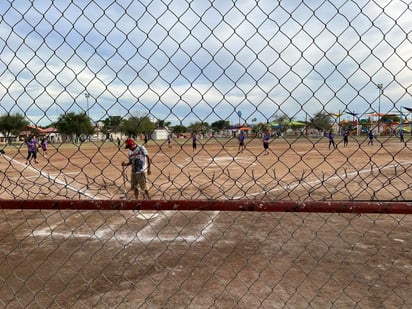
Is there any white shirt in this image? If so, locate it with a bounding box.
[128,145,148,173]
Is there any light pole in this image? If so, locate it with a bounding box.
[377,84,383,134]
[400,106,403,134]
[305,112,308,136]
[84,92,90,117]
[338,110,341,135]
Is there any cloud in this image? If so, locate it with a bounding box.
[0,0,411,126]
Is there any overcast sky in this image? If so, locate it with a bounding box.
[1,0,411,126]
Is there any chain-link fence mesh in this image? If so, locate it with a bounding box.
[1,0,412,201]
[1,205,412,308]
[1,1,412,307]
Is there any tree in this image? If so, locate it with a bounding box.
[101,116,122,137]
[309,112,332,132]
[172,124,187,135]
[252,122,271,134]
[381,114,400,123]
[0,113,29,143]
[156,118,171,129]
[211,120,230,131]
[187,121,210,134]
[55,112,95,141]
[120,114,155,137]
[271,114,289,133]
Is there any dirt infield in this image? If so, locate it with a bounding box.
[1,208,411,307]
[1,136,412,307]
[1,135,411,201]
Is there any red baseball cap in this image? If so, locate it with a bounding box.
[125,138,135,149]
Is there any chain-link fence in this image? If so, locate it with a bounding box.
[1,0,412,307]
[1,203,412,308]
[1,0,412,201]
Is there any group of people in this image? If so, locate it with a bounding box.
[240,130,270,155]
[328,129,379,149]
[329,129,409,148]
[190,130,270,155]
[116,126,412,200]
[25,135,48,164]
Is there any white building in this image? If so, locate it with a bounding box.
[151,128,169,140]
[0,133,19,144]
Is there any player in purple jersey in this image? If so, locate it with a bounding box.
[25,136,39,164]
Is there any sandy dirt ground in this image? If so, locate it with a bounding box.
[0,209,411,308]
[1,135,412,308]
[0,134,411,201]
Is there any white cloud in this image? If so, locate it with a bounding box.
[0,0,411,125]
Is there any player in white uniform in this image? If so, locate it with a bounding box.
[121,138,151,199]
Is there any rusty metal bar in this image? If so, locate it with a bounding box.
[1,200,412,214]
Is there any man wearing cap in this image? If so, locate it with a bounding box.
[121,138,151,199]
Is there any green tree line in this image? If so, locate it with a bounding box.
[1,111,398,141]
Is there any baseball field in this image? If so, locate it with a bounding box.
[0,134,411,201]
[1,135,412,307]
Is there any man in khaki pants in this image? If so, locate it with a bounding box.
[121,138,151,199]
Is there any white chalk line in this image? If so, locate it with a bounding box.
[32,210,219,245]
[178,155,256,168]
[14,156,412,244]
[234,161,412,199]
[9,172,81,180]
[4,156,218,244]
[129,210,219,245]
[3,155,102,199]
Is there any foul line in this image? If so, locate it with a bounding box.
[32,210,219,244]
[235,161,412,199]
[3,155,100,200]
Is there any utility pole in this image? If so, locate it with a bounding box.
[377,84,383,134]
[237,110,242,130]
[84,92,90,117]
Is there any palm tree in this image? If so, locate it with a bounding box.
[156,119,171,129]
